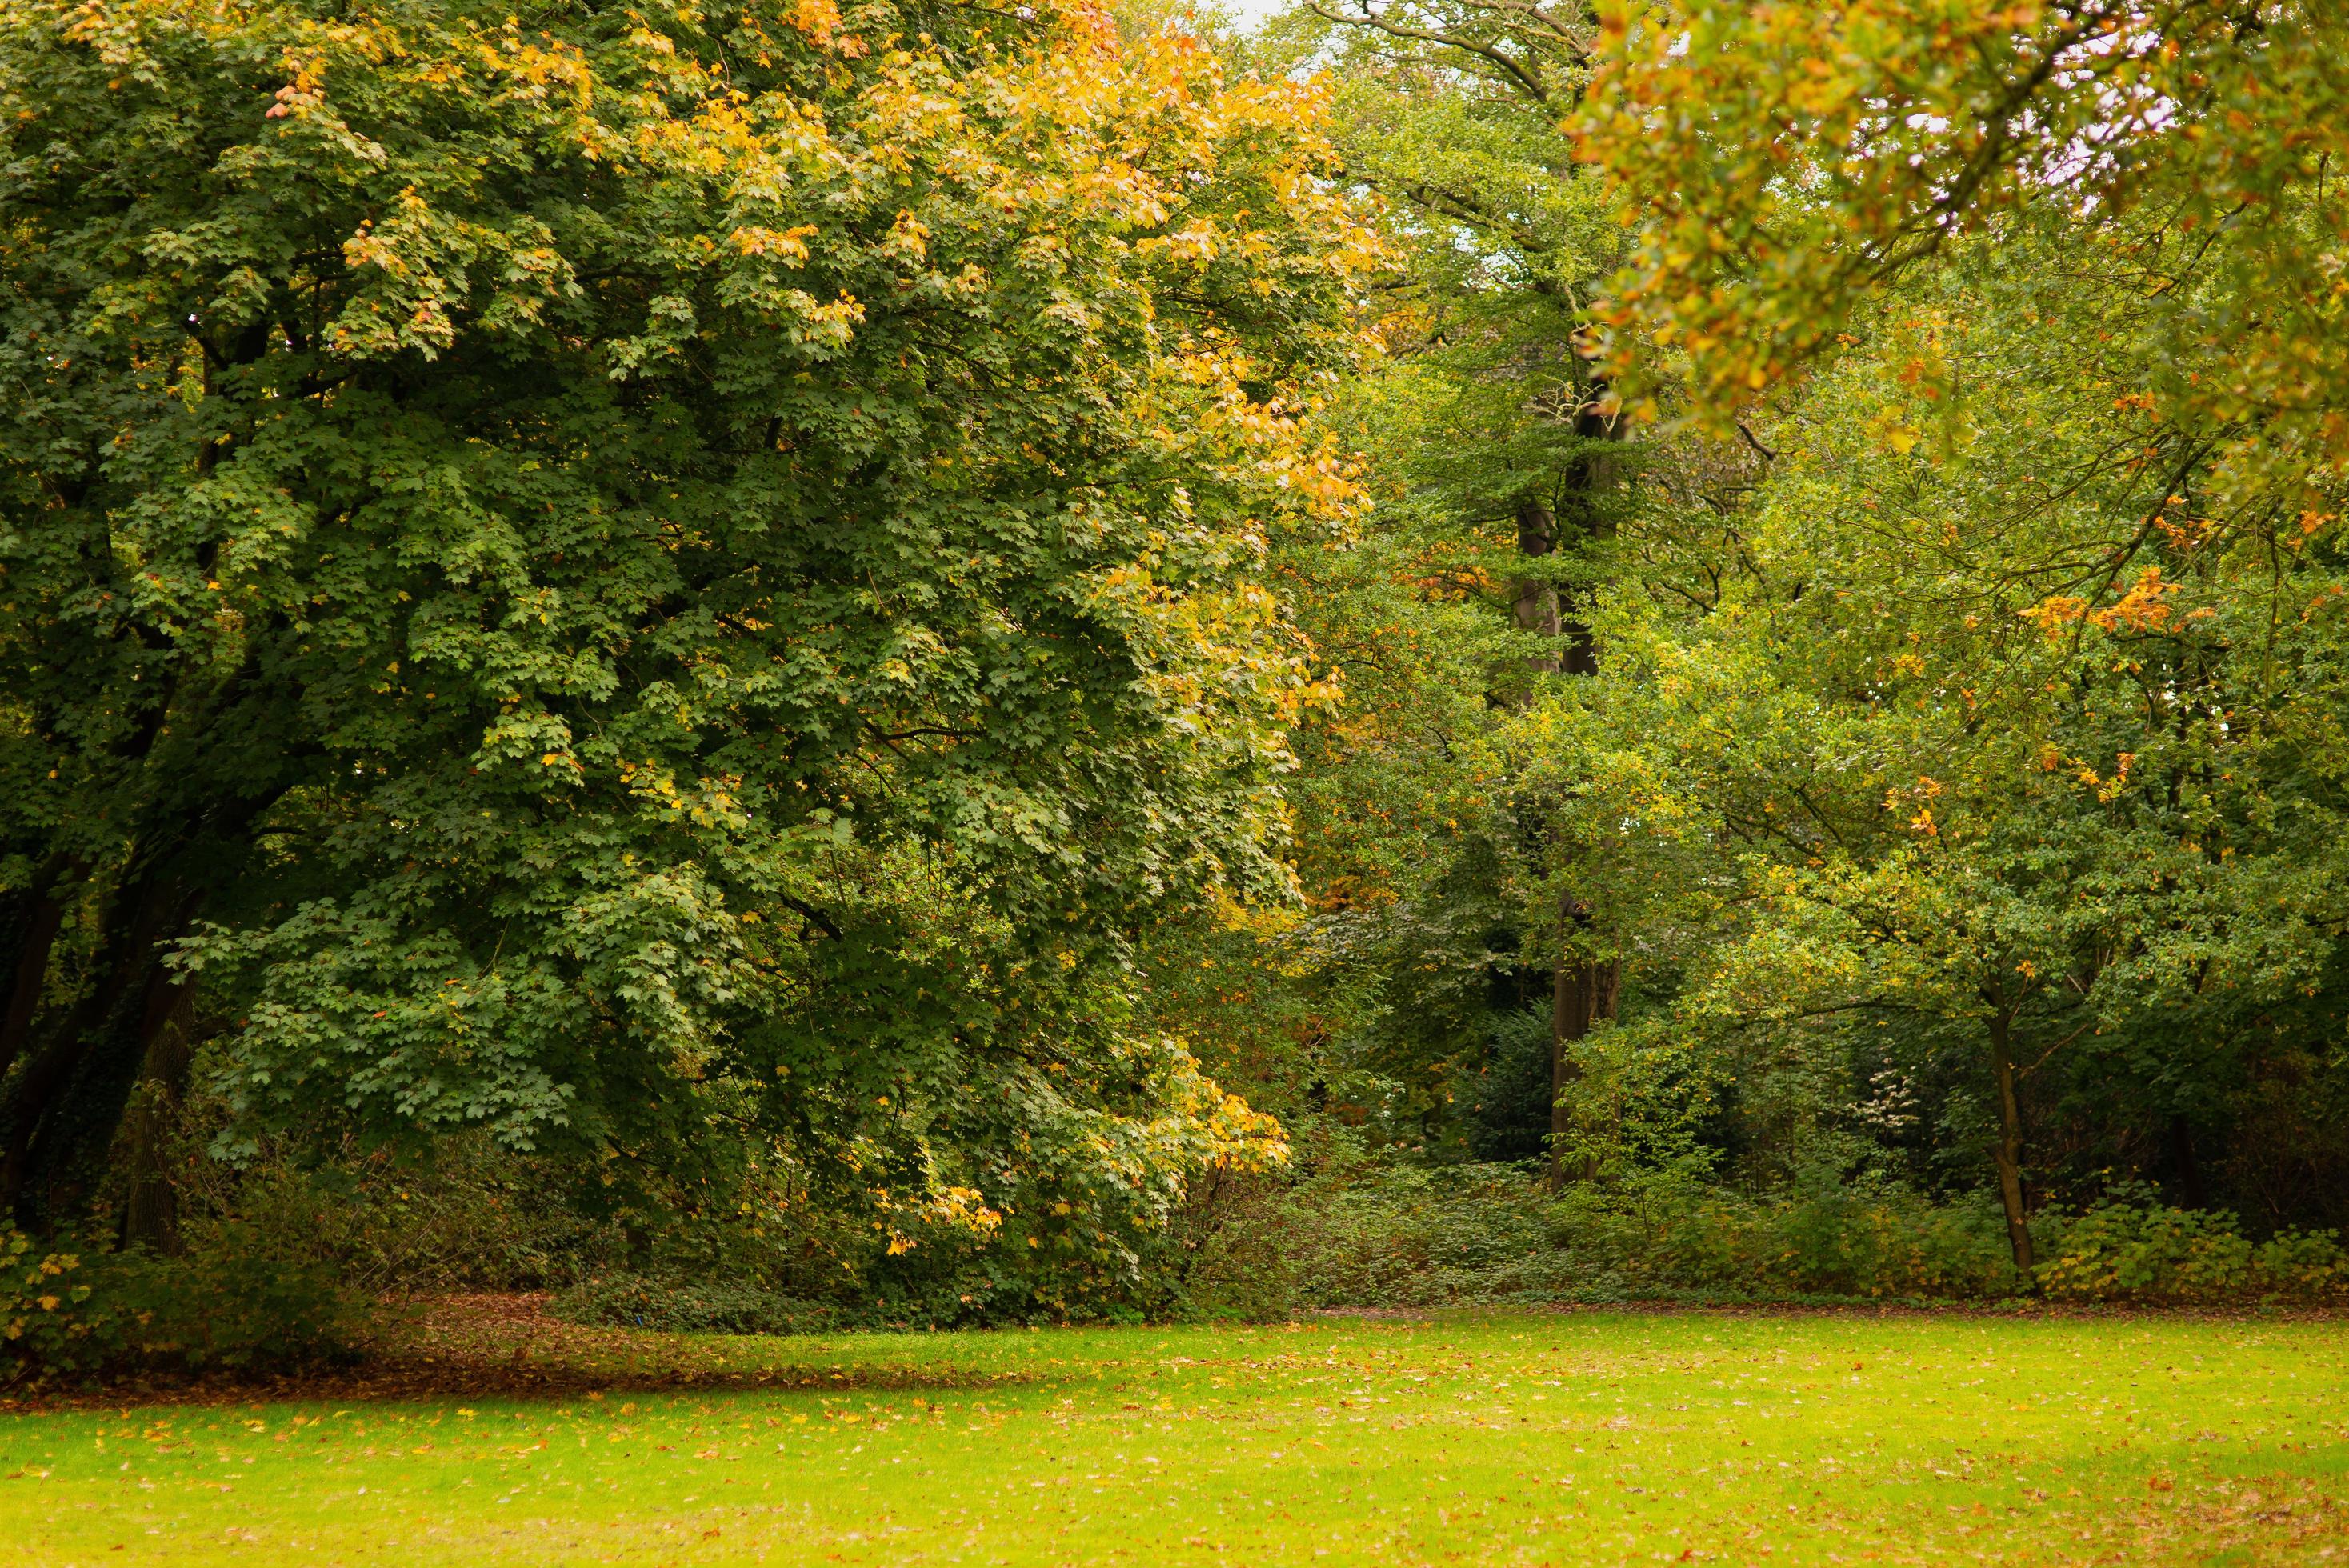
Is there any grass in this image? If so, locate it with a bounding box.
[6,1302,2347,1565]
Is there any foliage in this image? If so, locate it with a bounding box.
[0,1230,113,1377]
[1,1222,362,1382]
[154,1117,627,1294]
[1259,1162,2031,1307]
[9,0,2349,1344]
[120,1220,371,1370]
[1587,0,2349,526]
[1566,4,2349,1126]
[1567,1174,2031,1302]
[1125,0,1649,1177]
[1268,1159,1572,1308]
[2036,1190,2349,1304]
[232,1161,615,1296]
[555,1274,838,1336]
[162,1070,1290,1326]
[1517,162,2349,1234]
[0,0,1373,1274]
[1267,0,1627,541]
[1240,1158,2349,1310]
[1195,0,2345,1258]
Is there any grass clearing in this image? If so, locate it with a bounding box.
[6,1303,2347,1565]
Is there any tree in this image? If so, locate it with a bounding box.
[1583,0,2348,510]
[1527,223,2349,1267]
[1260,0,1647,1178]
[1563,0,2349,1258]
[0,0,1374,1262]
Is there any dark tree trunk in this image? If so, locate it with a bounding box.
[1988,1010,2035,1274]
[0,853,83,1086]
[1557,398,1617,678]
[2,866,197,1229]
[1539,385,1627,1188]
[0,762,286,1232]
[1511,497,1561,674]
[2168,1114,2209,1211]
[119,986,197,1255]
[1548,924,1621,1186]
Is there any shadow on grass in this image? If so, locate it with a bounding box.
[3,1294,1064,1412]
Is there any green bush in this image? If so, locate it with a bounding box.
[127,1222,370,1370]
[1158,1170,1307,1322]
[1595,1174,2028,1300]
[1235,1162,2349,1311]
[1271,1162,1607,1309]
[554,1275,840,1336]
[0,1224,366,1385]
[1,1232,123,1377]
[2247,1228,2349,1298]
[2035,1197,2348,1303]
[166,1138,625,1296]
[1251,1161,2032,1310]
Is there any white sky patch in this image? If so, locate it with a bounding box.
[1215,0,1285,27]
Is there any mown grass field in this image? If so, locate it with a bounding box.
[6,1304,2346,1565]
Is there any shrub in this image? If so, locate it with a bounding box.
[1,1232,126,1377]
[1245,1160,2036,1310]
[2035,1198,2349,1303]
[1591,1174,2028,1300]
[554,1275,839,1336]
[166,1137,625,1296]
[1271,1162,1606,1310]
[0,1224,366,1385]
[1154,1168,1301,1322]
[1250,1160,2349,1312]
[2249,1228,2349,1298]
[126,1222,370,1370]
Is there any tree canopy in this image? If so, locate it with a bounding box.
[0,0,1375,1282]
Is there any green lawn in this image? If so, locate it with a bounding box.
[6,1307,2347,1565]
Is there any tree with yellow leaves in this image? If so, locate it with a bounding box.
[0,0,1374,1307]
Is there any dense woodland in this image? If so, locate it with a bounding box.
[2,0,2346,1364]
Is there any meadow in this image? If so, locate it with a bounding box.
[5,1305,2345,1566]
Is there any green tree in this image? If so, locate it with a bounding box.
[0,0,1371,1264]
[1534,0,2349,1253]
[1569,278,2349,1255]
[1247,0,1655,1174]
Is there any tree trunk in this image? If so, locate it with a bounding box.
[2168,1114,2209,1211]
[0,771,280,1231]
[1988,1010,2034,1274]
[0,854,82,1085]
[1549,918,1621,1188]
[1558,390,1619,678]
[2,867,196,1228]
[1539,387,1626,1186]
[1511,497,1561,674]
[119,987,197,1255]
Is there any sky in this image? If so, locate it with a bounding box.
[1201,0,1287,33]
